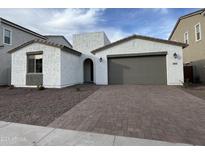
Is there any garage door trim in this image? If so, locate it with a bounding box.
[107,53,167,85]
[107,51,167,59]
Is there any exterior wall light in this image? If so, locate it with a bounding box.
[99,57,103,62]
[173,53,178,59]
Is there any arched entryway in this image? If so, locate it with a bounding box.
[83,58,94,83]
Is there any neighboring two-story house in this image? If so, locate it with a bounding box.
[169,8,205,83]
[0,17,71,85]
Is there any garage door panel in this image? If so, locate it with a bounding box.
[108,56,167,85]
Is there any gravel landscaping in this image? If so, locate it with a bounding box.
[0,84,100,126]
[181,85,205,101]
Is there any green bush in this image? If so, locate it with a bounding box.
[76,87,81,91]
[37,84,45,90]
[183,79,192,88]
[8,85,14,90]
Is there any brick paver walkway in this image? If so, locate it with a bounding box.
[49,85,205,145]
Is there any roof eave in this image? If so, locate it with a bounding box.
[0,17,47,40]
[61,36,73,47]
[8,40,35,54]
[8,39,81,56]
[168,19,180,40]
[169,8,205,40]
[91,35,187,54]
[61,46,81,56]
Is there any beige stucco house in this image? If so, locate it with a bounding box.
[169,8,205,83]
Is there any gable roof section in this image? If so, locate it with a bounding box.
[91,34,187,54]
[168,8,205,40]
[45,35,72,47]
[8,39,81,56]
[0,17,47,40]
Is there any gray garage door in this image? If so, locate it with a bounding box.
[108,55,167,85]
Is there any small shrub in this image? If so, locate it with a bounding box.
[76,87,81,91]
[37,84,45,90]
[8,85,14,90]
[183,79,192,88]
[194,76,201,84]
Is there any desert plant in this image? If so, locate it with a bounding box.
[194,76,201,84]
[183,79,192,88]
[8,85,14,90]
[37,84,45,90]
[76,87,81,91]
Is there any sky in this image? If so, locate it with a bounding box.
[0,8,200,42]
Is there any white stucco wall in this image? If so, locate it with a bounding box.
[73,32,111,84]
[11,37,184,88]
[60,50,82,87]
[73,32,110,55]
[11,43,61,88]
[94,38,184,85]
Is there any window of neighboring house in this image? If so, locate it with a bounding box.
[184,32,189,44]
[195,23,201,41]
[27,54,43,73]
[3,28,12,45]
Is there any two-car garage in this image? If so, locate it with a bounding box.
[108,53,167,85]
[92,34,186,86]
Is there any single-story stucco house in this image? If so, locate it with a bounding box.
[8,32,187,88]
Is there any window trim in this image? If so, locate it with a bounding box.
[27,52,43,74]
[195,23,202,42]
[184,31,189,44]
[3,27,12,45]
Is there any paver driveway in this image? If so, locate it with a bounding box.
[49,85,205,145]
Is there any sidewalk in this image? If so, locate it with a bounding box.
[0,121,190,146]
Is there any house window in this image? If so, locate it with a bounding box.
[3,28,12,45]
[195,23,201,41]
[184,32,189,44]
[27,54,43,73]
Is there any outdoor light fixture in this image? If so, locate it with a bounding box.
[99,57,103,62]
[173,53,178,59]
